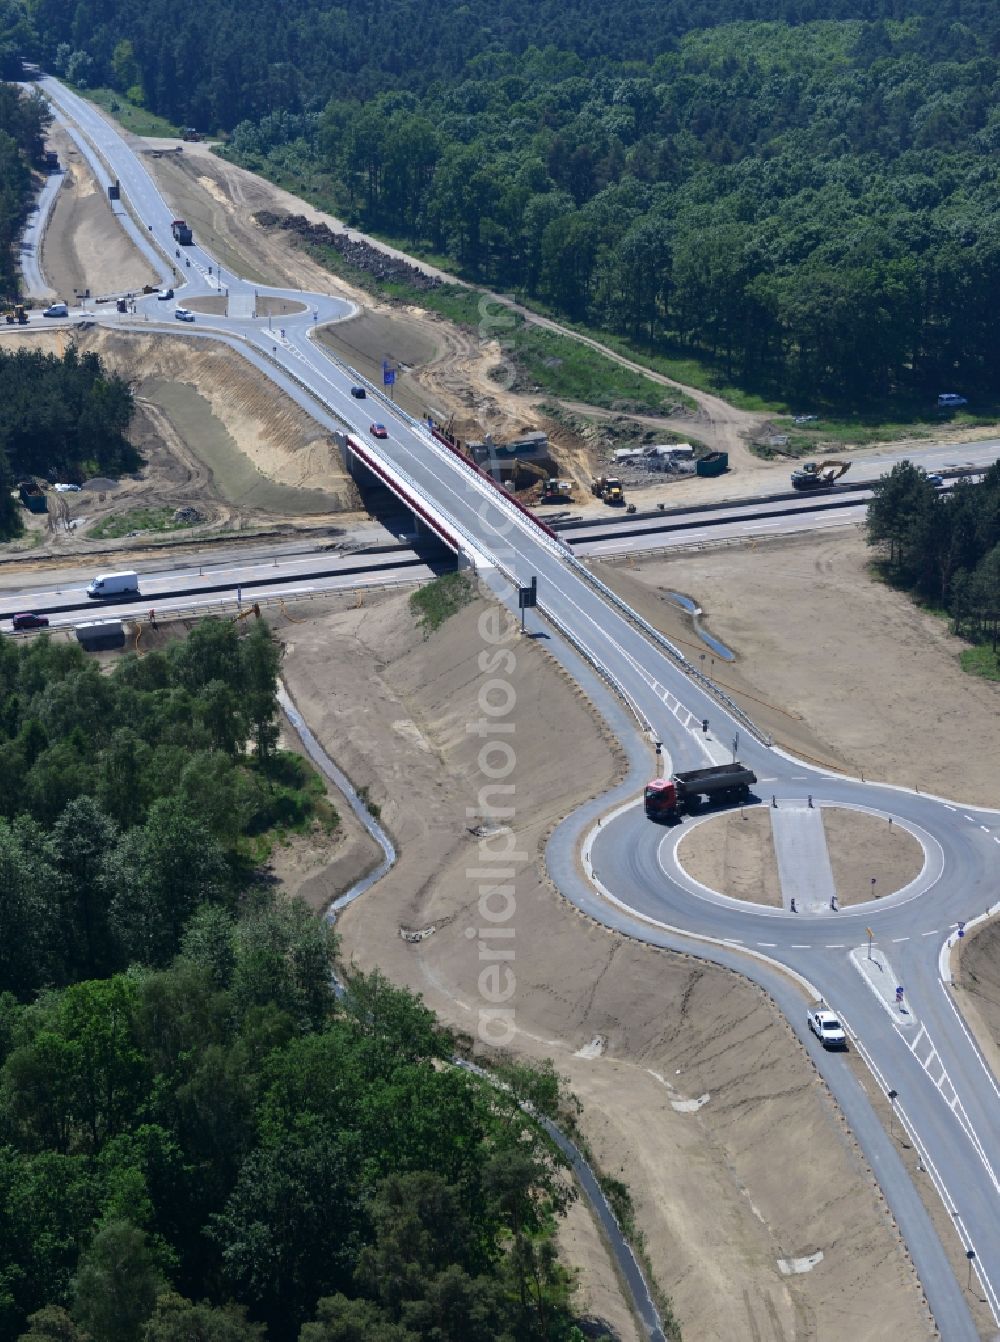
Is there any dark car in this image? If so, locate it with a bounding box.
[12,612,49,631]
[370,422,388,439]
[350,386,366,398]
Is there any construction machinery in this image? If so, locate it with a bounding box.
[4,304,28,324]
[591,476,625,505]
[171,218,193,246]
[182,128,202,142]
[791,460,851,491]
[539,479,573,504]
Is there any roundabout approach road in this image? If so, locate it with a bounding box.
[17,77,1000,1340]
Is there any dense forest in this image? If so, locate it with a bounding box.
[867,461,1000,669]
[13,0,1000,406]
[0,618,301,995]
[0,345,137,541]
[0,620,584,1339]
[0,77,48,303]
[0,959,579,1340]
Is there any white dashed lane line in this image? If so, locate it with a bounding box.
[757,942,777,948]
[791,944,812,949]
[892,936,909,943]
[921,930,939,936]
[964,814,975,822]
[825,943,846,949]
[944,804,957,811]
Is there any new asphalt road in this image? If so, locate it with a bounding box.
[15,77,1000,1338]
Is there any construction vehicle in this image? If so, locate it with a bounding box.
[44,149,58,169]
[696,450,729,478]
[591,476,625,505]
[644,763,757,821]
[4,304,28,324]
[171,218,193,246]
[233,602,261,623]
[182,128,202,142]
[539,479,573,504]
[791,459,851,491]
[18,480,47,513]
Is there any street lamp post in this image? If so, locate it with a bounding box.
[887,1088,898,1139]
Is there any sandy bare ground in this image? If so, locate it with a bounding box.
[679,807,784,906]
[823,809,925,906]
[599,531,1000,807]
[679,807,924,909]
[279,587,932,1342]
[40,124,156,300]
[0,325,360,555]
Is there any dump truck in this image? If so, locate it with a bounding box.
[791,459,851,491]
[644,763,757,820]
[591,476,625,505]
[171,218,193,245]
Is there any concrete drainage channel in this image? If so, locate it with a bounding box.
[277,679,670,1341]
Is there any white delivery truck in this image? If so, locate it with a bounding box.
[87,571,140,599]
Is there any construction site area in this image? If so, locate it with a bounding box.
[5,100,1000,1342]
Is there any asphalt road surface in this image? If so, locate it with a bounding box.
[12,77,1000,1338]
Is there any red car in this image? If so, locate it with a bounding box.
[369,422,388,439]
[12,612,49,630]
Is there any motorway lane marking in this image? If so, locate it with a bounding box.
[944,803,957,811]
[981,824,990,832]
[891,936,909,942]
[756,942,777,947]
[964,814,975,822]
[790,943,812,949]
[824,943,845,948]
[904,1022,1000,1200]
[921,929,939,935]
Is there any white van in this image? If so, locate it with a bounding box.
[87,571,140,599]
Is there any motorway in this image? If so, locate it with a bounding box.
[9,77,1000,1338]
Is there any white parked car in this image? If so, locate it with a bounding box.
[174,307,194,322]
[807,1008,847,1049]
[43,302,68,318]
[53,482,81,492]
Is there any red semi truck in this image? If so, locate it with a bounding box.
[644,763,757,820]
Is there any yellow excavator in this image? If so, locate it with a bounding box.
[791,459,851,491]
